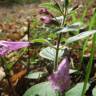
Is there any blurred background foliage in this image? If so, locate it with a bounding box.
[0,0,42,4]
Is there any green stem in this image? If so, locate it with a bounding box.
[54,33,62,70]
[81,33,96,96]
[54,2,67,70]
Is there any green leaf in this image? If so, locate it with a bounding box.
[23,82,96,96]
[68,22,86,29]
[32,38,50,44]
[25,71,45,79]
[39,47,64,61]
[65,82,96,96]
[65,83,89,96]
[57,22,87,33]
[32,38,53,47]
[23,82,57,96]
[23,81,96,96]
[57,27,78,33]
[65,30,96,44]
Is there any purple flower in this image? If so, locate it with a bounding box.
[0,41,29,56]
[48,57,71,93]
[40,16,53,24]
[39,8,49,14]
[39,8,55,24]
[39,8,54,17]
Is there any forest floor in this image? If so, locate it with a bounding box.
[0,0,95,23]
[0,3,39,23]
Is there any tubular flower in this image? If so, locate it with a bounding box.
[48,57,71,93]
[0,41,29,56]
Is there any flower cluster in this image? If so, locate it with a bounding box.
[48,57,71,93]
[0,41,29,56]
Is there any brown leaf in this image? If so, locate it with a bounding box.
[10,69,27,86]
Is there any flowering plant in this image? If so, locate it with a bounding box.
[0,0,96,96]
[24,0,96,96]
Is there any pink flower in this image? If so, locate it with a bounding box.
[40,16,53,24]
[0,41,29,56]
[48,57,71,93]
